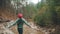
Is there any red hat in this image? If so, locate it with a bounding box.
[18,13,23,18]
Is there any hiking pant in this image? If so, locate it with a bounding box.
[18,28,23,34]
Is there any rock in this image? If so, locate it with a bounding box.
[0,22,14,34]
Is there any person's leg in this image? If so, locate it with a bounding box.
[18,28,23,34]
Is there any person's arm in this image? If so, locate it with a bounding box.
[7,18,19,28]
[22,18,31,28]
[22,18,40,31]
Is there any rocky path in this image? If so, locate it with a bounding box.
[0,20,52,34]
[23,22,44,34]
[23,21,55,34]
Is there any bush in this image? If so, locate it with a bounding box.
[34,11,53,27]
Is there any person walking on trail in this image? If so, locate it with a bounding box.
[7,13,38,34]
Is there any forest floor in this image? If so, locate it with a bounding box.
[11,21,45,34]
[0,19,45,34]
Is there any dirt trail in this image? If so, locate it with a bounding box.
[23,22,45,34]
[0,20,45,34]
[11,21,45,34]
